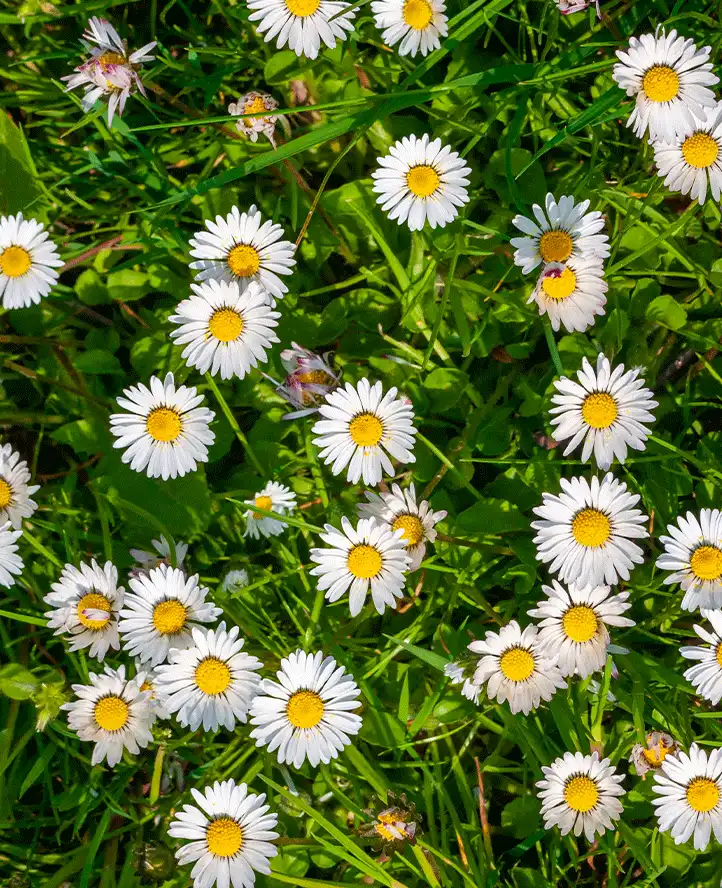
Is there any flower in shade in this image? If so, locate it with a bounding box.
[444,660,482,704]
[652,103,722,205]
[557,0,601,14]
[129,535,188,576]
[0,443,39,529]
[680,610,722,705]
[134,663,171,720]
[359,792,421,858]
[243,481,297,539]
[221,569,250,594]
[529,257,607,334]
[228,91,289,147]
[0,212,63,310]
[630,731,681,778]
[247,0,356,60]
[0,521,23,588]
[272,342,340,419]
[656,509,722,611]
[371,0,448,58]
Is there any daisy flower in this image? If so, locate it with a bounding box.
[247,0,356,60]
[228,91,289,147]
[549,354,657,470]
[249,649,362,769]
[311,378,417,487]
[62,17,156,125]
[357,482,447,570]
[528,580,634,679]
[652,103,722,205]
[613,29,718,142]
[169,779,279,888]
[537,751,625,840]
[468,621,567,715]
[680,611,722,705]
[118,565,222,667]
[371,0,448,58]
[630,732,681,778]
[652,743,722,850]
[0,443,39,529]
[154,623,262,732]
[109,372,215,481]
[656,509,722,611]
[243,481,297,540]
[273,342,340,420]
[309,516,411,617]
[169,279,280,380]
[529,257,607,334]
[371,134,471,231]
[510,193,609,275]
[0,521,23,587]
[532,473,649,587]
[129,535,188,576]
[44,560,123,661]
[0,213,63,310]
[221,569,250,594]
[62,665,154,767]
[134,664,171,720]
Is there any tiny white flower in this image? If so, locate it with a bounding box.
[680,610,722,705]
[0,521,23,588]
[134,663,171,720]
[247,0,356,60]
[652,103,722,205]
[371,0,447,58]
[0,443,39,529]
[443,662,465,684]
[0,213,63,309]
[656,509,722,611]
[129,535,188,575]
[221,569,250,594]
[243,481,297,540]
[529,257,608,334]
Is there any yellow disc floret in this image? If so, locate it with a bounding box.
[682,132,719,169]
[642,65,680,103]
[541,267,576,301]
[195,657,232,695]
[686,777,720,813]
[209,308,243,342]
[690,545,722,581]
[402,0,433,30]
[347,544,383,579]
[562,605,599,643]
[564,775,599,813]
[392,514,425,547]
[0,245,32,278]
[571,508,611,548]
[227,244,261,277]
[255,495,273,511]
[349,413,383,446]
[94,695,129,731]
[206,818,243,857]
[152,599,187,635]
[287,689,325,728]
[146,407,182,443]
[581,392,618,429]
[406,165,441,197]
[77,592,112,630]
[539,230,573,264]
[499,646,535,682]
[0,478,13,509]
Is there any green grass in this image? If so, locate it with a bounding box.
[2,0,722,886]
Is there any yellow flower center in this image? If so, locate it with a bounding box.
[402,0,433,29]
[140,680,153,693]
[0,245,32,278]
[98,51,126,69]
[539,230,573,264]
[690,545,722,581]
[581,392,618,429]
[562,605,599,643]
[209,308,244,342]
[682,132,719,169]
[392,514,425,548]
[146,407,182,443]
[349,413,383,446]
[297,369,330,386]
[255,495,273,511]
[0,478,13,509]
[571,508,611,548]
[499,646,535,682]
[716,644,722,669]
[541,267,576,301]
[94,695,129,732]
[642,65,680,103]
[76,592,112,630]
[245,95,267,115]
[206,818,243,857]
[406,165,441,197]
[564,775,599,813]
[285,0,321,14]
[227,244,261,277]
[347,544,383,579]
[287,689,325,728]
[195,657,232,695]
[642,735,672,768]
[686,777,720,813]
[375,822,398,841]
[152,599,187,635]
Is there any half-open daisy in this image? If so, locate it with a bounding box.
[371,0,448,58]
[109,372,215,481]
[357,482,447,570]
[0,213,63,310]
[249,649,362,769]
[549,354,657,470]
[613,29,718,142]
[247,0,356,60]
[652,743,722,850]
[680,611,722,705]
[529,257,607,334]
[44,560,123,661]
[528,580,634,679]
[169,279,280,380]
[243,481,297,540]
[537,751,625,840]
[510,193,609,275]
[656,509,722,611]
[0,443,39,529]
[652,104,722,205]
[154,622,262,732]
[532,473,648,588]
[372,134,471,231]
[309,516,411,617]
[129,535,188,576]
[312,378,417,487]
[0,521,23,588]
[468,621,566,715]
[169,779,279,888]
[62,665,154,767]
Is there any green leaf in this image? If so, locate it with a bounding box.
[107,268,151,302]
[0,663,39,700]
[646,294,687,332]
[358,709,406,748]
[423,368,470,411]
[454,498,529,535]
[501,796,542,839]
[73,349,124,375]
[0,111,43,215]
[75,269,109,306]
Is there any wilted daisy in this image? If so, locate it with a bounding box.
[468,621,566,715]
[443,661,482,704]
[510,193,609,275]
[169,779,279,888]
[309,516,411,617]
[189,205,295,304]
[630,732,681,777]
[312,378,417,487]
[154,623,262,732]
[0,212,63,310]
[656,509,722,611]
[250,649,362,768]
[247,0,356,60]
[129,535,188,576]
[549,354,657,470]
[118,565,222,667]
[652,743,722,850]
[273,342,340,419]
[557,0,600,14]
[529,257,607,334]
[221,569,250,594]
[228,91,288,147]
[63,17,156,125]
[372,134,471,231]
[613,29,718,142]
[680,611,722,705]
[109,372,215,481]
[537,751,625,840]
[528,580,634,679]
[169,280,280,380]
[44,560,123,661]
[359,792,421,853]
[532,473,648,588]
[371,0,447,58]
[243,481,297,540]
[0,443,39,529]
[358,482,446,570]
[62,665,154,767]
[0,521,23,588]
[652,104,722,205]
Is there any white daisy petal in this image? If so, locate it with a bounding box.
[652,102,722,205]
[0,443,40,529]
[243,481,297,540]
[656,509,722,611]
[371,0,447,58]
[529,257,607,334]
[0,213,62,309]
[248,0,356,59]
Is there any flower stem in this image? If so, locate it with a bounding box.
[543,319,564,376]
[205,373,264,475]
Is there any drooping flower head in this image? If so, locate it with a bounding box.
[129,535,188,577]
